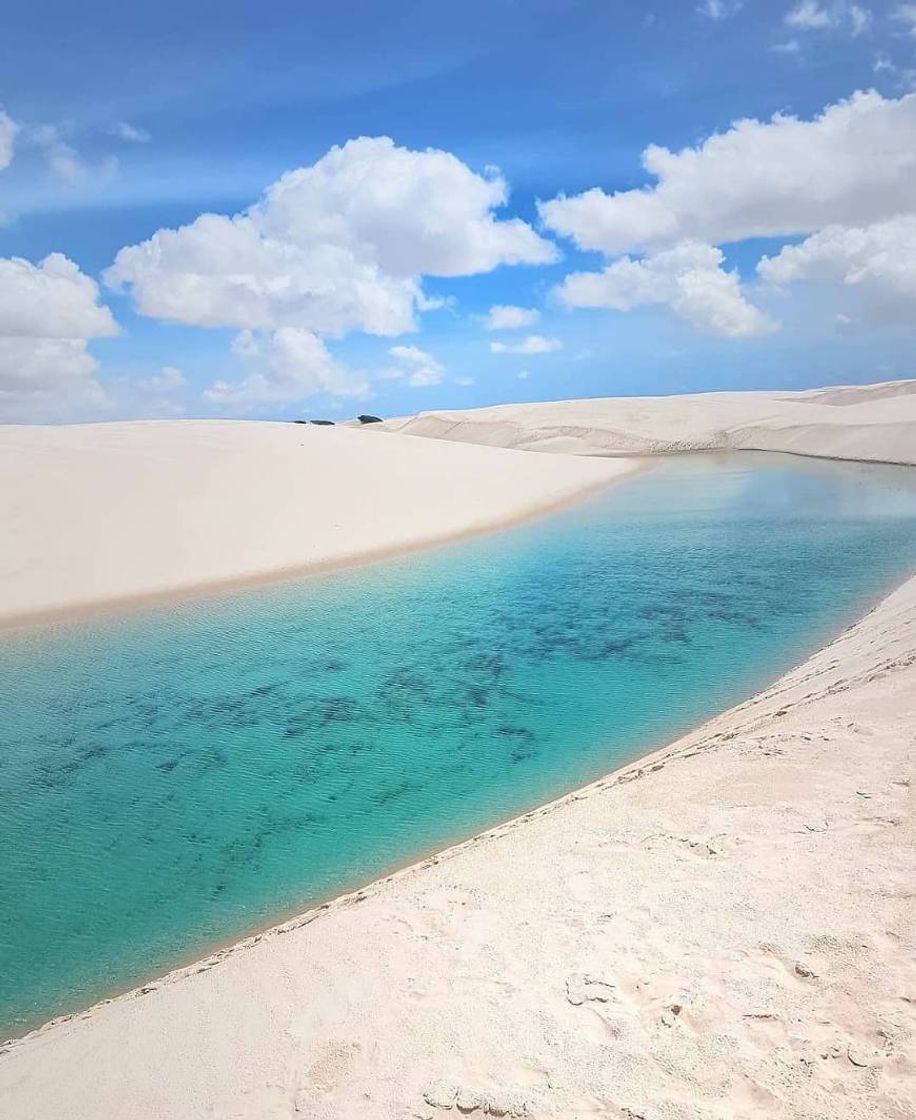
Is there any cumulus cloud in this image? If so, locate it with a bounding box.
[111,213,422,337]
[204,328,368,408]
[0,253,118,420]
[490,334,562,354]
[484,304,541,330]
[758,215,916,322]
[0,109,17,171]
[387,344,444,386]
[108,137,556,345]
[0,254,117,339]
[556,242,775,338]
[539,91,916,255]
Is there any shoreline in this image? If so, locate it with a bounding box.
[0,463,642,634]
[0,422,640,633]
[2,443,905,636]
[5,560,913,1049]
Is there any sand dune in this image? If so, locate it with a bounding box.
[0,420,632,626]
[377,378,916,466]
[3,566,913,1120]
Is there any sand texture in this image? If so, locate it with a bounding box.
[377,378,916,466]
[2,570,914,1119]
[0,419,631,625]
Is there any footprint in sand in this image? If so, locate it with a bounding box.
[565,973,617,1006]
[421,1081,530,1115]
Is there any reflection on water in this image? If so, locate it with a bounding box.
[1,452,915,1035]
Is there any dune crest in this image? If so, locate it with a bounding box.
[378,378,916,465]
[0,420,632,626]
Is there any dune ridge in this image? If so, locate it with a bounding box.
[0,420,633,627]
[377,378,916,466]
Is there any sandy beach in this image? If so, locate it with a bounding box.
[1,382,914,1119]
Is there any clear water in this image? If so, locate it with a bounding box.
[1,452,915,1037]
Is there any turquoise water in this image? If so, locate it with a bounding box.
[2,451,916,1037]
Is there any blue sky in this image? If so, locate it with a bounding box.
[1,0,915,421]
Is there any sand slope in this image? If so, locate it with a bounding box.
[2,573,913,1119]
[378,378,916,466]
[0,420,632,625]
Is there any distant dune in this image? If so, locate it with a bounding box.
[378,378,916,466]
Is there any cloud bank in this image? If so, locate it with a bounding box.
[542,90,916,335]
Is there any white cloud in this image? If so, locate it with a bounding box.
[111,121,150,143]
[484,304,541,330]
[387,344,444,386]
[556,241,775,338]
[204,328,367,408]
[772,37,803,52]
[517,370,531,380]
[0,253,118,420]
[785,2,834,29]
[758,214,916,322]
[109,137,556,347]
[540,92,916,256]
[490,334,562,354]
[783,2,871,33]
[849,4,871,35]
[112,212,422,337]
[892,4,916,36]
[697,0,741,18]
[26,123,118,185]
[0,253,117,339]
[0,109,17,172]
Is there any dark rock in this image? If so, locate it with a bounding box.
[309,419,335,425]
[357,414,383,424]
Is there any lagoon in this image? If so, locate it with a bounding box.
[1,451,915,1037]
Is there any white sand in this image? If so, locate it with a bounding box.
[0,419,631,626]
[2,382,915,1119]
[378,378,916,466]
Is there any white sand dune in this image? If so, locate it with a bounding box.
[1,381,915,1119]
[0,419,631,626]
[377,378,916,466]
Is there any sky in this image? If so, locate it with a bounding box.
[0,0,915,423]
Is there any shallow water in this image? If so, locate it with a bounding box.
[1,452,915,1036]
